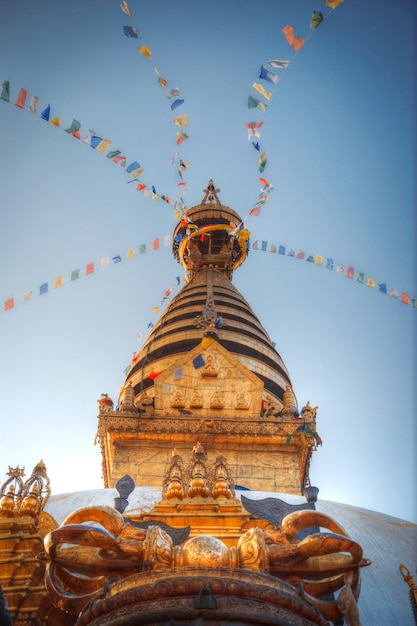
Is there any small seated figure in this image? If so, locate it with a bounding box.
[202,354,218,378]
[210,390,224,409]
[236,392,249,409]
[171,389,186,408]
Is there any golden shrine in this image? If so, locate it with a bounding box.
[0,182,371,625]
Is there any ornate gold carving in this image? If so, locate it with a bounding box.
[201,354,218,378]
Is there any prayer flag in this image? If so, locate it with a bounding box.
[107,149,122,159]
[259,158,267,173]
[390,289,399,298]
[82,129,95,144]
[282,25,305,52]
[54,276,63,288]
[288,250,296,257]
[378,283,387,294]
[412,299,417,309]
[249,206,261,216]
[246,121,263,129]
[147,322,154,328]
[123,25,139,38]
[71,269,80,281]
[401,292,410,305]
[167,88,182,99]
[154,67,167,87]
[149,370,163,380]
[259,66,279,86]
[252,83,272,100]
[41,104,50,121]
[336,264,345,274]
[279,245,286,255]
[171,99,184,111]
[101,257,109,269]
[324,0,344,8]
[176,131,188,145]
[367,277,375,288]
[201,337,214,349]
[40,282,48,295]
[264,59,289,69]
[174,367,184,379]
[90,135,103,149]
[127,248,134,258]
[136,330,143,343]
[193,354,205,369]
[306,256,315,263]
[326,258,333,270]
[252,240,259,249]
[153,238,160,250]
[50,116,62,127]
[310,11,324,29]
[97,139,111,154]
[15,88,27,108]
[120,1,132,17]
[138,45,152,58]
[27,96,39,114]
[296,250,305,259]
[136,183,146,190]
[0,81,10,101]
[315,254,323,266]
[151,306,159,313]
[139,244,146,254]
[22,291,32,302]
[113,155,126,164]
[173,114,188,127]
[270,244,277,253]
[346,266,354,278]
[4,298,14,311]
[126,160,141,173]
[65,119,80,134]
[261,241,268,251]
[86,262,94,275]
[113,255,122,263]
[248,95,267,112]
[164,235,171,246]
[247,128,260,140]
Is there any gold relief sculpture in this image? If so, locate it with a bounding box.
[281,384,299,418]
[212,455,234,499]
[163,453,186,500]
[143,524,173,570]
[301,400,318,420]
[237,526,269,572]
[201,354,218,377]
[235,392,250,409]
[209,390,224,409]
[189,390,203,408]
[171,388,186,408]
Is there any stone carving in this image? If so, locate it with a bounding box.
[189,390,203,408]
[301,401,318,420]
[210,390,224,409]
[336,573,362,626]
[281,384,299,418]
[235,392,250,409]
[201,354,218,378]
[171,388,186,408]
[163,452,186,500]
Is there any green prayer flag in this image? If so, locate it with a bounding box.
[139,244,146,254]
[310,10,323,29]
[356,272,365,284]
[0,81,10,102]
[71,269,80,281]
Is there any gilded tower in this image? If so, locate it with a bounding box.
[96,181,321,494]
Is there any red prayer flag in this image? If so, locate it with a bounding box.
[15,88,27,108]
[249,206,261,216]
[296,250,305,259]
[149,370,163,380]
[4,298,14,311]
[401,292,410,305]
[153,238,160,250]
[86,262,94,275]
[346,265,355,278]
[136,183,146,190]
[282,25,305,52]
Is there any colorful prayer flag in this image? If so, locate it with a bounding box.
[112,255,122,263]
[120,1,132,17]
[167,88,182,99]
[90,135,103,149]
[401,292,410,305]
[346,266,354,278]
[0,81,10,102]
[149,370,163,380]
[139,244,146,254]
[4,298,14,311]
[39,282,48,295]
[40,104,50,121]
[367,278,375,288]
[310,11,324,29]
[65,119,81,134]
[173,114,188,127]
[136,183,146,190]
[324,0,345,8]
[259,66,279,86]
[390,289,399,298]
[264,59,289,69]
[282,25,305,52]
[249,206,261,216]
[326,258,334,270]
[174,367,184,379]
[193,354,205,369]
[176,131,188,145]
[356,272,364,283]
[123,25,139,38]
[336,264,345,274]
[86,262,94,275]
[101,257,109,269]
[107,149,121,159]
[279,246,286,255]
[138,45,152,58]
[153,238,160,250]
[127,248,134,258]
[126,160,141,173]
[252,241,259,250]
[97,139,111,154]
[54,276,63,288]
[270,244,277,253]
[154,67,167,87]
[71,269,80,281]
[27,96,39,114]
[252,83,272,100]
[248,95,267,112]
[378,283,387,294]
[50,117,62,127]
[296,250,305,259]
[14,88,27,108]
[22,291,32,302]
[315,255,323,266]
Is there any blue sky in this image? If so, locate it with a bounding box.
[0,0,415,523]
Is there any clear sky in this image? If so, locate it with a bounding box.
[0,0,415,523]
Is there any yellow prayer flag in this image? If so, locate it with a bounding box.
[324,0,344,8]
[367,277,375,288]
[50,117,62,127]
[127,248,134,258]
[138,45,152,58]
[259,151,267,164]
[54,276,63,288]
[130,168,144,178]
[173,114,188,128]
[315,254,323,266]
[151,306,159,313]
[98,139,111,154]
[252,83,272,101]
[201,337,214,350]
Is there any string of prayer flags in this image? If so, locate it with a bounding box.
[310,11,324,29]
[259,151,267,172]
[65,119,81,137]
[282,25,305,52]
